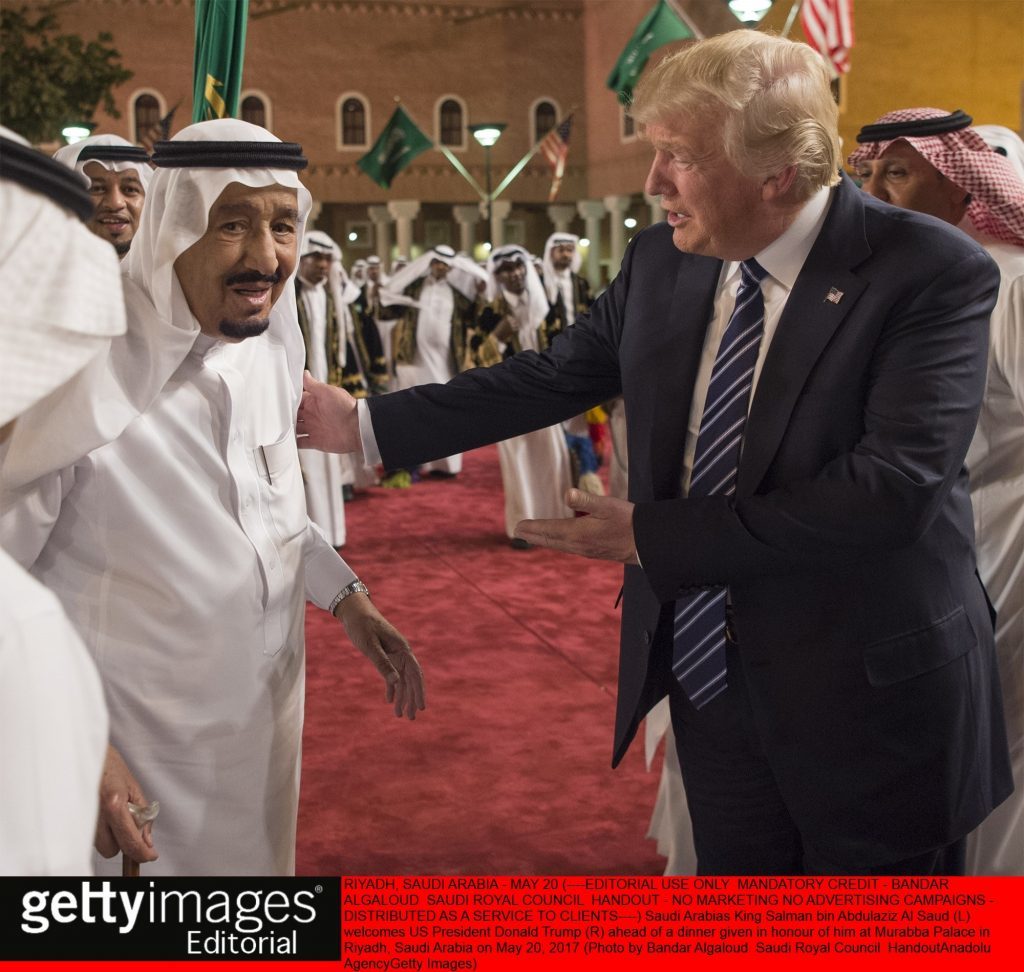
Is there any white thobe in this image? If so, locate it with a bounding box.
[394,277,462,475]
[553,271,590,439]
[495,290,572,537]
[297,279,348,546]
[1,330,355,876]
[0,549,108,875]
[963,235,1024,875]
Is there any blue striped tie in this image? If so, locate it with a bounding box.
[672,258,768,708]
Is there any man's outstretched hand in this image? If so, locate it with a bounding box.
[297,371,361,454]
[514,489,639,564]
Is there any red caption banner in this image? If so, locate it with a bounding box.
[341,875,1019,970]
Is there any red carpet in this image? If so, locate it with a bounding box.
[297,443,664,875]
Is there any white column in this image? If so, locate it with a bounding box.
[452,204,480,255]
[546,204,576,234]
[367,205,391,263]
[576,199,604,289]
[387,200,421,259]
[488,199,513,250]
[644,192,663,228]
[604,194,630,278]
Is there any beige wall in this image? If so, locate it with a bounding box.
[761,0,1024,160]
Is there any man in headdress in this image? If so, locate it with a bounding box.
[1,119,424,876]
[541,232,604,495]
[296,230,361,545]
[353,255,390,393]
[0,127,123,874]
[378,244,486,482]
[474,244,572,544]
[850,108,1024,875]
[300,32,1010,874]
[53,134,151,256]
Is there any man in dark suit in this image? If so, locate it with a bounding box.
[297,31,1011,874]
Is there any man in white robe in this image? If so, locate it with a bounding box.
[379,245,487,481]
[53,134,151,256]
[0,127,121,874]
[0,120,424,876]
[295,230,360,546]
[476,245,572,545]
[852,107,1024,876]
[541,233,604,496]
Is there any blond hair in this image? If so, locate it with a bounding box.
[632,30,841,200]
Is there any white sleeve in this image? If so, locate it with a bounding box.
[302,517,358,611]
[357,397,383,467]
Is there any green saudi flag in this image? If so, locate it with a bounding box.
[192,0,248,123]
[357,107,433,189]
[606,0,693,106]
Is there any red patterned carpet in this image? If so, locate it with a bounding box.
[297,443,665,875]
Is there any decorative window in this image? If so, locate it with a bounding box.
[339,95,369,148]
[438,98,465,148]
[240,93,268,129]
[132,92,162,144]
[533,100,557,143]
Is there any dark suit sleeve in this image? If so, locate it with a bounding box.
[634,245,1000,603]
[366,246,633,469]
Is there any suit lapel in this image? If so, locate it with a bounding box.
[738,176,873,495]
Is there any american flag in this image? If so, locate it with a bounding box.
[801,0,854,77]
[137,105,179,154]
[539,114,573,202]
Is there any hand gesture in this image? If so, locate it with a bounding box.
[334,592,426,720]
[514,488,639,564]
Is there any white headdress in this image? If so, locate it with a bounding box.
[53,134,153,190]
[298,228,360,368]
[0,127,126,428]
[486,244,550,324]
[381,244,487,307]
[974,125,1024,186]
[541,232,581,304]
[4,119,311,488]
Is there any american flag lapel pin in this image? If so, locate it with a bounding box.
[825,287,844,305]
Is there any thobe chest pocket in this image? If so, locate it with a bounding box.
[253,431,307,543]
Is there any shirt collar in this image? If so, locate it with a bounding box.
[722,184,833,291]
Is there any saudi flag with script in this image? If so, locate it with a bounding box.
[606,0,693,106]
[358,107,433,189]
[193,0,248,123]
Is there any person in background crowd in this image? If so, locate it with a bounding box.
[376,244,487,486]
[540,232,603,495]
[851,108,1024,875]
[471,244,573,546]
[53,134,151,256]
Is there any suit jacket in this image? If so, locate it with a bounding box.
[367,175,1012,864]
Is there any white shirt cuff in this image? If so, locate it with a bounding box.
[357,398,382,466]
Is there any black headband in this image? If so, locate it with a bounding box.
[151,140,307,169]
[492,246,526,263]
[856,110,973,144]
[77,144,152,165]
[0,136,93,222]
